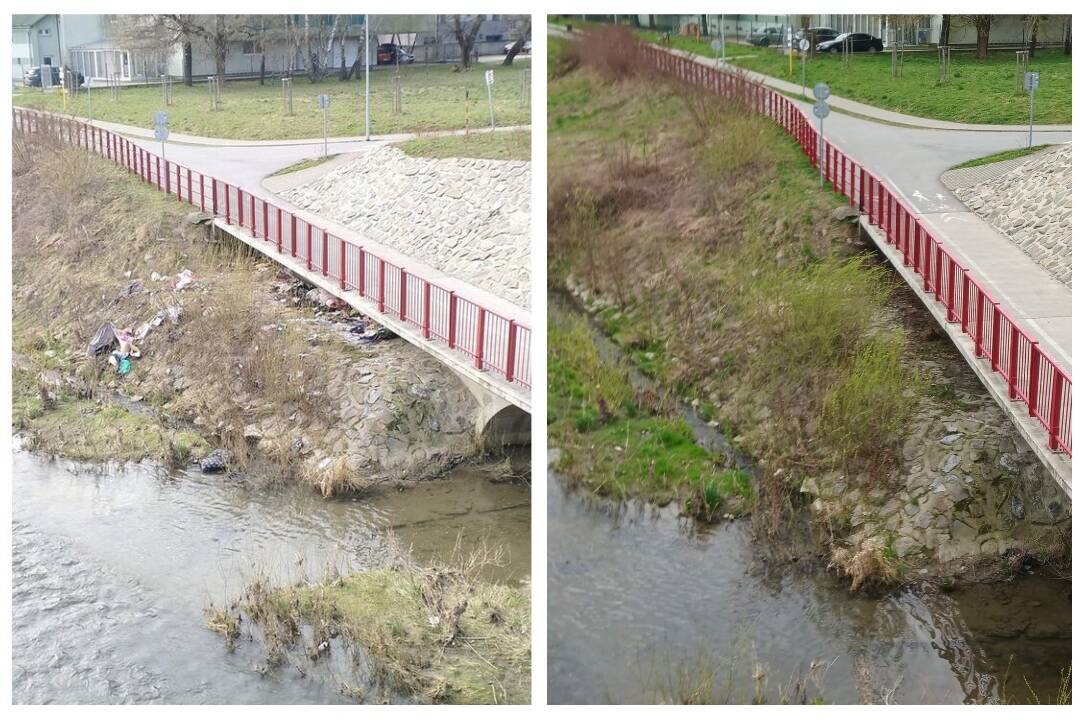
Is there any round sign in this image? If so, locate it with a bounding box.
[710,39,723,52]
[813,82,830,100]
[813,100,830,119]
[799,38,810,52]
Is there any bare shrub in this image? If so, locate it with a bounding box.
[577,25,646,80]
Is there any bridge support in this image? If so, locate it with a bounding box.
[452,373,532,448]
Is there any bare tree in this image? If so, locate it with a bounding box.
[939,14,951,47]
[959,15,996,60]
[1025,14,1043,58]
[450,14,485,69]
[502,17,531,66]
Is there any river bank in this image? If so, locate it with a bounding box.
[547,30,1070,588]
[12,123,485,494]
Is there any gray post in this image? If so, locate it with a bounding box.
[1028,84,1035,148]
[819,117,825,187]
[364,19,371,141]
[324,106,329,157]
[485,69,496,130]
[87,77,93,124]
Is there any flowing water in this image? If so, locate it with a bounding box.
[11,447,530,704]
[547,297,1070,705]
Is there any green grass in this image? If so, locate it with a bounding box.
[728,45,1071,125]
[949,144,1051,169]
[549,309,751,514]
[268,154,340,176]
[395,129,531,161]
[588,21,1072,125]
[13,60,533,140]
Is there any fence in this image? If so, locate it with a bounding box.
[12,108,532,394]
[640,45,1071,457]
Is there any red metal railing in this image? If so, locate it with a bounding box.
[13,108,532,393]
[640,45,1071,457]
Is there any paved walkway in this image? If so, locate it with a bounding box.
[669,46,1073,374]
[939,146,1057,190]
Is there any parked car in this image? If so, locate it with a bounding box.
[798,27,840,47]
[817,32,884,53]
[503,39,532,55]
[24,65,84,88]
[747,26,785,47]
[376,44,414,65]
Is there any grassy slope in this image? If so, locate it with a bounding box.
[581,21,1071,125]
[396,130,531,161]
[11,134,352,483]
[547,34,920,517]
[13,60,532,140]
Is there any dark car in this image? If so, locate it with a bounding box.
[817,32,884,53]
[798,27,840,47]
[747,26,785,47]
[503,39,532,55]
[24,65,84,88]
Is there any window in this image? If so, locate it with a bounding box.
[241,40,256,54]
[43,56,53,66]
[39,28,51,35]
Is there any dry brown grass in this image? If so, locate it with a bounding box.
[11,129,346,482]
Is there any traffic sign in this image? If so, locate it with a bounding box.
[813,82,830,101]
[710,39,723,52]
[1024,71,1040,92]
[153,125,169,141]
[813,100,830,119]
[485,69,495,86]
[317,93,330,109]
[799,38,810,52]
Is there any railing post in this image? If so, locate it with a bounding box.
[212,178,218,215]
[321,230,329,274]
[339,238,346,289]
[1048,370,1063,451]
[358,247,366,296]
[399,268,407,321]
[377,258,386,312]
[176,163,182,201]
[1007,326,1020,399]
[306,222,313,270]
[448,292,457,349]
[974,289,985,357]
[990,303,1002,370]
[157,156,163,190]
[238,189,244,227]
[1027,343,1041,417]
[187,168,192,205]
[263,202,269,241]
[422,282,431,339]
[474,307,486,370]
[961,274,971,331]
[277,208,283,253]
[290,214,297,256]
[249,194,255,235]
[505,321,517,382]
[225,184,231,224]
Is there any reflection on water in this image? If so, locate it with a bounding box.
[12,449,529,704]
[548,474,1070,704]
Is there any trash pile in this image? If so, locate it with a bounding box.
[87,269,192,375]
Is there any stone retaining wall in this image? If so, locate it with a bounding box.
[952,145,1072,287]
[282,145,531,308]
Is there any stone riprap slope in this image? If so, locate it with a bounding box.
[952,145,1072,287]
[282,146,531,308]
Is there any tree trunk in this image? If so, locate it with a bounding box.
[939,15,951,47]
[1028,16,1040,58]
[216,49,226,86]
[259,54,265,85]
[339,39,347,80]
[975,25,990,60]
[182,40,193,86]
[503,37,525,65]
[1065,25,1071,56]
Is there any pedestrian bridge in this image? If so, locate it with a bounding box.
[13,108,531,446]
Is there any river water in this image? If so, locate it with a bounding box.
[11,447,530,704]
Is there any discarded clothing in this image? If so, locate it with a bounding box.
[87,322,118,356]
[115,280,144,302]
[117,356,133,375]
[173,269,195,291]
